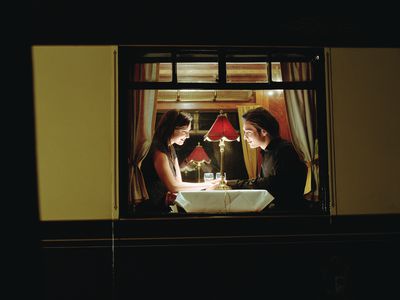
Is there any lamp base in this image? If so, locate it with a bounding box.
[215,181,231,190]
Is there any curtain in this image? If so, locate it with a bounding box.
[238,105,261,179]
[128,63,158,206]
[281,62,319,200]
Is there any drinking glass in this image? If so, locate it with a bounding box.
[203,173,214,182]
[215,172,227,180]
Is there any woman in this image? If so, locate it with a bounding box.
[138,110,218,213]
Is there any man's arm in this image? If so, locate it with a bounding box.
[226,176,278,196]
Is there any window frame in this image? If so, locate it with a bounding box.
[118,46,330,218]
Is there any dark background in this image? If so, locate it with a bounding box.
[30,3,400,47]
[10,2,400,299]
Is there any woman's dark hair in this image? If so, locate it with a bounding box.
[242,107,280,139]
[153,109,193,148]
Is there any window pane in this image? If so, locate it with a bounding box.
[177,62,218,83]
[227,62,268,83]
[130,63,172,82]
[280,62,313,82]
[271,62,282,82]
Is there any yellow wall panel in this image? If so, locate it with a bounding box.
[327,48,400,215]
[33,46,118,220]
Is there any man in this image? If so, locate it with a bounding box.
[227,107,308,211]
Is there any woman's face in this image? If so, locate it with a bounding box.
[170,123,191,146]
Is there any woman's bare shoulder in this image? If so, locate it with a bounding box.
[153,149,168,162]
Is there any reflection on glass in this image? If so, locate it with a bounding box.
[177,62,218,83]
[278,62,312,82]
[271,62,282,82]
[227,62,268,83]
[131,63,172,82]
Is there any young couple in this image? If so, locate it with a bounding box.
[137,107,307,213]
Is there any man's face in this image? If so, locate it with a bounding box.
[242,120,266,149]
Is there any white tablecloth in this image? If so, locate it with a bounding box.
[174,190,274,213]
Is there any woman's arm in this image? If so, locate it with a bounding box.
[154,150,216,192]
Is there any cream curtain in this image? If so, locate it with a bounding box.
[238,105,261,179]
[128,64,158,205]
[280,62,318,200]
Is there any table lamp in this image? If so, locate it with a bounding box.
[186,142,211,182]
[179,159,196,176]
[204,110,240,189]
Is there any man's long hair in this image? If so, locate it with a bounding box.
[242,107,280,138]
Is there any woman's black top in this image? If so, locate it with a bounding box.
[140,141,177,213]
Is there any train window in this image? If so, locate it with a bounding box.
[119,46,329,218]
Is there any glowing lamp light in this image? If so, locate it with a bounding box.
[204,110,240,189]
[186,142,211,182]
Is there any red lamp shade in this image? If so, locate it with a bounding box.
[186,143,211,164]
[204,111,240,142]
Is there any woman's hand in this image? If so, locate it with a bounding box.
[205,178,221,190]
[165,191,177,205]
[210,178,221,185]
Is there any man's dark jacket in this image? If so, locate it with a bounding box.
[227,137,307,210]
